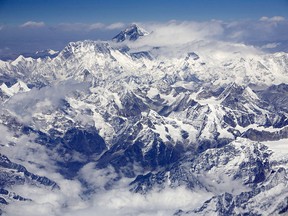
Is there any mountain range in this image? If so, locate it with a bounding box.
[0,24,287,216]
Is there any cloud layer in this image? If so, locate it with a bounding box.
[20,21,45,28]
[57,22,125,31]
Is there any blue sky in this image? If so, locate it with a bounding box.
[0,0,288,58]
[1,0,288,24]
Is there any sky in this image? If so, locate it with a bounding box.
[1,0,288,24]
[0,0,288,58]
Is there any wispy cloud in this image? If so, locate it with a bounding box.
[20,21,45,28]
[88,22,105,30]
[5,79,90,125]
[106,22,125,30]
[126,20,224,48]
[259,16,285,22]
[115,17,288,57]
[261,42,280,49]
[66,186,210,216]
[57,22,126,31]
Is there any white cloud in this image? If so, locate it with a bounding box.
[20,21,45,28]
[4,175,86,216]
[4,180,211,216]
[135,20,224,47]
[5,79,90,125]
[57,22,126,31]
[261,42,280,49]
[93,167,210,215]
[79,163,118,190]
[106,22,125,30]
[61,186,211,216]
[88,22,105,30]
[115,20,261,60]
[260,16,285,22]
[2,154,212,216]
[115,18,288,54]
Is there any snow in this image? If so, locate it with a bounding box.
[262,139,288,168]
[11,55,25,66]
[236,125,287,134]
[0,80,30,97]
[48,49,58,55]
[147,87,159,99]
[0,25,288,216]
[154,124,169,142]
[1,39,286,151]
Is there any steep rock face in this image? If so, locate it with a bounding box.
[63,127,107,156]
[0,154,59,213]
[0,187,31,207]
[242,127,288,141]
[22,126,108,179]
[0,154,59,190]
[130,139,273,193]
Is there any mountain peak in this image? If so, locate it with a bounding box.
[112,24,149,42]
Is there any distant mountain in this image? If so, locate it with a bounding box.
[27,49,59,59]
[112,23,149,42]
[0,24,287,215]
[0,49,59,61]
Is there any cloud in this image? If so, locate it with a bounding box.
[5,79,90,126]
[4,178,210,216]
[113,17,288,54]
[259,16,285,22]
[261,42,280,49]
[20,21,45,28]
[79,163,118,190]
[4,174,86,216]
[1,151,212,216]
[59,184,212,216]
[71,163,211,216]
[0,125,87,216]
[134,20,224,47]
[57,22,126,31]
[225,18,288,44]
[106,22,125,30]
[117,20,262,60]
[88,22,105,30]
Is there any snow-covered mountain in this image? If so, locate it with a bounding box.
[0,49,59,61]
[112,23,149,42]
[0,24,287,215]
